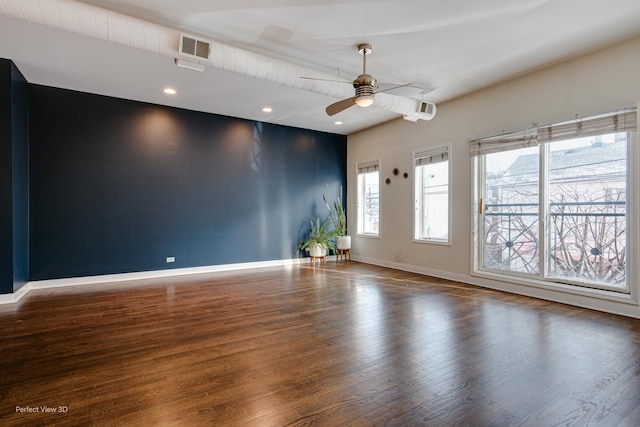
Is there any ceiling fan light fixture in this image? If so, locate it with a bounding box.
[355,94,375,108]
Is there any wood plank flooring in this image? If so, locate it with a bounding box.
[1,262,640,426]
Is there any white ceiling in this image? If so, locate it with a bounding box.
[2,0,640,135]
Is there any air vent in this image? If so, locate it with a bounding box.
[403,101,437,122]
[419,102,435,115]
[179,33,210,60]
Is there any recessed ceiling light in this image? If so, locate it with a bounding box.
[262,106,273,113]
[334,121,343,125]
[163,88,176,95]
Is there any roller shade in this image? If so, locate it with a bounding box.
[357,160,379,173]
[469,130,538,157]
[537,110,637,143]
[414,146,449,166]
[469,108,637,157]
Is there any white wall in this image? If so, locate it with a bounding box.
[347,35,640,318]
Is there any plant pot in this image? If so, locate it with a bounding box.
[336,235,351,250]
[308,243,327,257]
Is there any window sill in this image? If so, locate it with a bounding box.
[357,233,381,239]
[471,268,636,306]
[413,238,451,246]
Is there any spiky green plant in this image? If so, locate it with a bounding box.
[297,217,337,253]
[323,194,347,236]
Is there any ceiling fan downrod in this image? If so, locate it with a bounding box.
[354,43,376,107]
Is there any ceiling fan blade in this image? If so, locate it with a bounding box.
[300,76,350,84]
[326,97,356,116]
[374,82,415,94]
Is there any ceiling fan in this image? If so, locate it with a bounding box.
[302,43,413,117]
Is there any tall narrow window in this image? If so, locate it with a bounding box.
[483,145,540,275]
[545,130,628,286]
[414,145,450,243]
[357,160,380,236]
[472,109,637,293]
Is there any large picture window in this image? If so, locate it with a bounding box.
[414,145,450,243]
[357,159,380,236]
[472,110,637,293]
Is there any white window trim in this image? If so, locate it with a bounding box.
[412,144,452,246]
[470,108,639,305]
[626,124,639,305]
[356,158,382,238]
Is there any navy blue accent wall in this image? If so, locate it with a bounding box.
[0,60,12,294]
[11,62,29,291]
[29,85,346,280]
[0,59,29,294]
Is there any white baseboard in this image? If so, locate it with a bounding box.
[0,283,29,304]
[1,256,334,305]
[353,255,640,319]
[0,292,17,304]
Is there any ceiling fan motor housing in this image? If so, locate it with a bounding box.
[353,73,377,96]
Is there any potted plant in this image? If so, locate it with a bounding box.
[297,217,337,257]
[323,194,351,251]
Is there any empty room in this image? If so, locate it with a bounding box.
[2,0,640,425]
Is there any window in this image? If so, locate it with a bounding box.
[472,110,637,293]
[482,145,540,275]
[414,145,450,243]
[357,160,380,236]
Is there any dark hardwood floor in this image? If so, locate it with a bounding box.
[1,262,640,426]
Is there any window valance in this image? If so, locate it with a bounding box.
[469,109,637,157]
[356,160,379,173]
[414,146,449,166]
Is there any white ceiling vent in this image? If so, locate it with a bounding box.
[419,101,435,115]
[403,101,437,122]
[179,33,210,60]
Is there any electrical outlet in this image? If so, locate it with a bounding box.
[166,256,175,263]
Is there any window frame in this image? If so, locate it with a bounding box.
[412,144,452,245]
[356,158,381,238]
[471,109,638,301]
